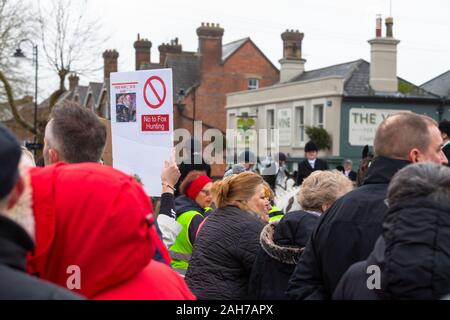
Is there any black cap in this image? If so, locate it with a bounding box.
[439,120,450,136]
[304,141,318,153]
[276,152,287,162]
[0,125,21,200]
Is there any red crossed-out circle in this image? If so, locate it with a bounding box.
[143,76,166,109]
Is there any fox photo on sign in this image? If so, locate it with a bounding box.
[110,69,173,196]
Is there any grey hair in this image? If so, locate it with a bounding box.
[344,159,353,165]
[223,163,246,178]
[388,162,450,205]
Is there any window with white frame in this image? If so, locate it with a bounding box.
[267,109,275,144]
[313,104,324,128]
[295,106,305,144]
[248,79,259,90]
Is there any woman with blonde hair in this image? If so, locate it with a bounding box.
[184,171,270,299]
[249,170,353,299]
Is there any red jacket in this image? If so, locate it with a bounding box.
[27,162,195,300]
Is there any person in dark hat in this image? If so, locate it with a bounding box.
[238,150,259,173]
[0,124,82,299]
[175,138,211,196]
[438,120,450,165]
[295,141,329,186]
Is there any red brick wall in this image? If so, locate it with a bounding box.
[174,40,279,177]
[224,41,280,90]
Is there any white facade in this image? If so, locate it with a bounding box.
[226,76,345,158]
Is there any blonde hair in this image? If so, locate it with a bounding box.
[262,182,274,200]
[211,171,264,209]
[298,170,353,212]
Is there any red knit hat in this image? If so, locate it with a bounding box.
[186,175,213,200]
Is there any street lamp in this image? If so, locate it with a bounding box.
[13,39,39,154]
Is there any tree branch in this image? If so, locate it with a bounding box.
[0,70,37,135]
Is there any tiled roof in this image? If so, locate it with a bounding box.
[165,52,200,97]
[421,70,450,98]
[140,62,163,70]
[222,38,249,62]
[75,86,88,105]
[87,82,103,106]
[289,59,437,99]
[290,59,361,83]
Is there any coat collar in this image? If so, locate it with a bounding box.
[259,221,303,265]
[363,156,411,185]
[0,214,34,271]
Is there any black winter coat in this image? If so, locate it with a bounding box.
[287,156,411,300]
[334,197,450,300]
[0,215,82,300]
[248,210,320,300]
[185,206,265,300]
[296,158,329,186]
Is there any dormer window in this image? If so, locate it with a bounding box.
[248,79,259,90]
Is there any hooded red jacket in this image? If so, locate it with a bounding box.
[27,162,195,300]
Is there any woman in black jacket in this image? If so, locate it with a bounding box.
[334,163,450,300]
[184,172,270,300]
[249,170,354,300]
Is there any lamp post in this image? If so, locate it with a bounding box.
[13,39,39,154]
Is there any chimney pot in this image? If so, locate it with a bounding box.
[68,73,79,91]
[196,22,224,68]
[376,14,382,37]
[134,36,152,70]
[103,49,119,79]
[385,16,394,37]
[158,37,182,66]
[279,29,306,82]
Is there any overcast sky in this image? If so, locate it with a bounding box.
[34,0,450,99]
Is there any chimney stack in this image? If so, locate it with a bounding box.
[68,73,79,91]
[134,34,152,70]
[102,49,119,80]
[279,29,306,83]
[368,16,400,92]
[196,22,224,70]
[158,37,182,66]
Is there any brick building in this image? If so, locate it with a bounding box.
[2,23,279,175]
[33,23,280,176]
[57,23,280,135]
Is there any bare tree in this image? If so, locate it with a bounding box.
[38,0,106,108]
[0,0,37,135]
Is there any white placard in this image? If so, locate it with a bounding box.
[349,108,409,146]
[277,108,292,146]
[110,69,173,196]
